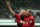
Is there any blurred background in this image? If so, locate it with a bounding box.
[0,0,40,27]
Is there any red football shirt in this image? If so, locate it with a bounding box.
[15,14,30,27]
[22,15,30,27]
[22,18,30,27]
[23,14,35,27]
[29,16,35,27]
[19,13,35,27]
[15,14,21,24]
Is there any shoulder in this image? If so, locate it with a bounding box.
[15,14,19,16]
[29,16,34,20]
[15,14,20,17]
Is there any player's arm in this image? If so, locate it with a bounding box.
[6,2,15,16]
[30,19,35,27]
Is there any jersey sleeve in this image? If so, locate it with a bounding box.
[31,19,35,27]
[15,14,19,18]
[30,17,35,27]
[22,22,30,27]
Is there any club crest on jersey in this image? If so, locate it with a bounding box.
[28,18,29,21]
[25,18,26,20]
[30,20,32,23]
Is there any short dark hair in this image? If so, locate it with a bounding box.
[29,9,32,13]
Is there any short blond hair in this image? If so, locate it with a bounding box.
[20,9,25,14]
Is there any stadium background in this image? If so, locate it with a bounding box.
[0,0,40,27]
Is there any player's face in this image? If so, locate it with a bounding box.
[21,10,25,15]
[26,10,29,15]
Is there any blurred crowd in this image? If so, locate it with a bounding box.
[0,0,40,23]
[0,8,40,23]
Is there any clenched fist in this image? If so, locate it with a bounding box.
[6,2,10,7]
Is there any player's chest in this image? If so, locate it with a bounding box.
[24,16,29,21]
[23,18,30,24]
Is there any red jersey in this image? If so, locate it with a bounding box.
[29,16,35,27]
[19,13,21,15]
[22,18,30,27]
[24,15,35,27]
[22,15,30,27]
[19,13,35,27]
[15,14,30,27]
[15,14,21,24]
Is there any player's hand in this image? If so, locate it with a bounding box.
[6,2,10,7]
